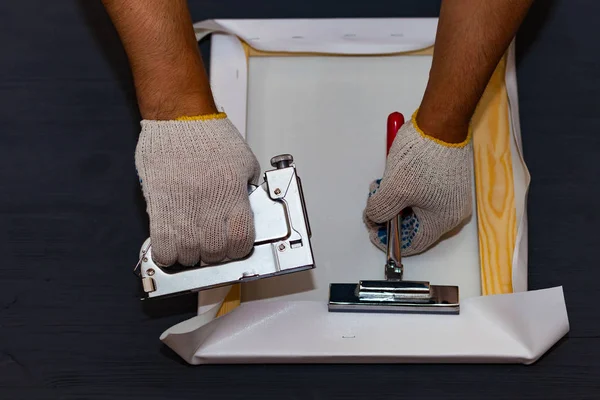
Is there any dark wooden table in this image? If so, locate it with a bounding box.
[1,0,598,398]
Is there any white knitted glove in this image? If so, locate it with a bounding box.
[135,113,261,267]
[364,112,473,256]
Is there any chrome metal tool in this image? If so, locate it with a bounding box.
[135,154,315,300]
[327,211,460,314]
[327,112,460,314]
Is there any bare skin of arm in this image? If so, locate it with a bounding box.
[417,0,534,143]
[102,0,532,134]
[101,0,217,120]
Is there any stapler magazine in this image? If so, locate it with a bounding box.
[134,154,316,300]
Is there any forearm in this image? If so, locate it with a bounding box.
[418,0,533,143]
[102,0,217,119]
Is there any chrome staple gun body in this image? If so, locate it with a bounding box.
[137,154,315,300]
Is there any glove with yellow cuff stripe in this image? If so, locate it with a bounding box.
[134,113,261,267]
[364,110,474,256]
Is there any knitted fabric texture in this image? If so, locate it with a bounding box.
[364,117,473,256]
[135,115,261,266]
[364,180,420,251]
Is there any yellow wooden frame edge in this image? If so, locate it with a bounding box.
[216,43,517,317]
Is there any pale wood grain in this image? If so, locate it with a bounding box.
[471,55,517,295]
[245,45,434,57]
[215,283,241,317]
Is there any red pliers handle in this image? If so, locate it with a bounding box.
[384,111,405,279]
[386,111,405,155]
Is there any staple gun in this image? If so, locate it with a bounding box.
[135,154,316,300]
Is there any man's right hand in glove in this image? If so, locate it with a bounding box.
[102,0,260,266]
[364,0,533,256]
[136,114,260,266]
